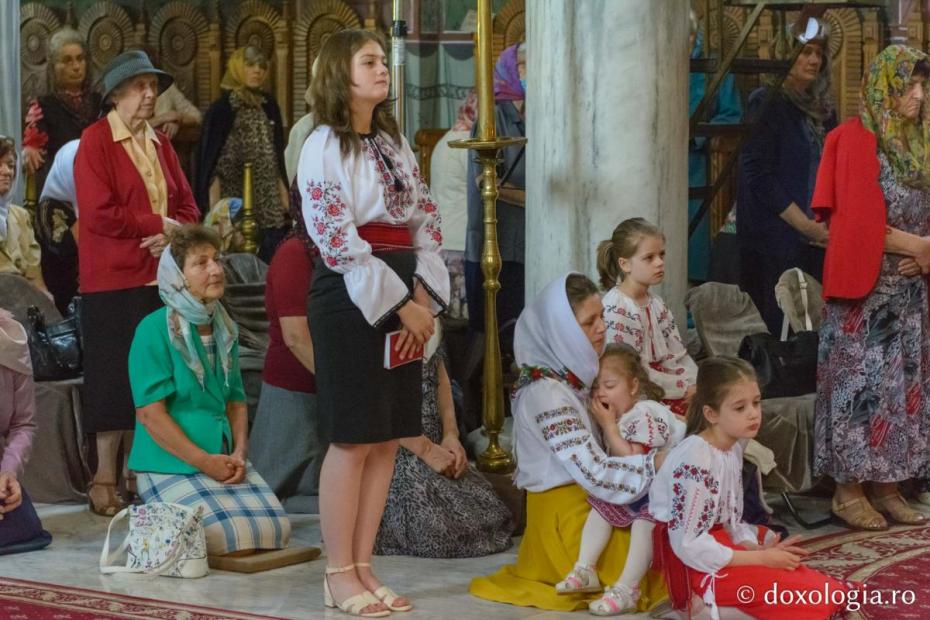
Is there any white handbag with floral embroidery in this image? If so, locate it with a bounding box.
[99,502,208,578]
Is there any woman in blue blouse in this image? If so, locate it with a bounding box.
[737,20,835,333]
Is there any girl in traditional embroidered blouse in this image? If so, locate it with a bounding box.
[557,344,685,616]
[298,30,448,618]
[650,357,846,620]
[597,218,698,417]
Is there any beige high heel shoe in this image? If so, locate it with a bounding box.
[356,562,413,612]
[323,564,390,618]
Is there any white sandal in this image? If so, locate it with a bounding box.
[356,562,413,612]
[323,565,390,618]
[555,564,601,594]
[588,583,639,616]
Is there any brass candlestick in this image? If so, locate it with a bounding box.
[449,0,525,474]
[23,170,37,219]
[241,162,258,255]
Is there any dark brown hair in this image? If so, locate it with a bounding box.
[565,273,600,314]
[596,217,664,290]
[309,29,400,156]
[600,343,665,402]
[169,224,222,269]
[685,356,758,436]
[0,136,17,166]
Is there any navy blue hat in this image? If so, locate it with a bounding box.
[99,50,173,102]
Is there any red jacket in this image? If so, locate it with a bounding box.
[811,117,887,300]
[76,117,200,293]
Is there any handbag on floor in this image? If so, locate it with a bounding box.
[99,503,208,578]
[25,304,82,381]
[738,269,818,399]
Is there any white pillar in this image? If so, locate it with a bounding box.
[525,0,690,319]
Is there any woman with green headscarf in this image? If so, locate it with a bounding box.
[196,47,289,263]
[813,45,930,532]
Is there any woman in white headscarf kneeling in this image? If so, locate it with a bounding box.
[470,273,667,612]
[127,224,290,556]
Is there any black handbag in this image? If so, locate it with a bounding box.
[25,304,83,381]
[738,330,818,399]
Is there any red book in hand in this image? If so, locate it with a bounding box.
[384,330,423,369]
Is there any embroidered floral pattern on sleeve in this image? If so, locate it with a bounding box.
[668,463,719,533]
[305,179,352,267]
[605,303,644,350]
[537,407,585,441]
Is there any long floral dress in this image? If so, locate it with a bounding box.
[814,153,930,483]
[374,348,514,558]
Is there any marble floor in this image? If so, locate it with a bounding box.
[0,495,877,620]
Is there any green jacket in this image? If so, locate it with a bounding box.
[127,306,246,474]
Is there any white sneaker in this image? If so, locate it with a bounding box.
[555,564,601,594]
[588,583,639,616]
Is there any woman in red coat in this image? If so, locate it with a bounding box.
[75,51,200,516]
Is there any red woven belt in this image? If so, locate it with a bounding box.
[357,222,413,252]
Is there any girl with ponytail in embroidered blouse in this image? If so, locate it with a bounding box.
[298,30,448,618]
[597,218,697,417]
[650,357,846,620]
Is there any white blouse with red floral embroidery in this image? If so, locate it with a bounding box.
[297,125,449,326]
[649,435,768,576]
[602,288,697,399]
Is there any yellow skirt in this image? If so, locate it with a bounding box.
[470,483,668,612]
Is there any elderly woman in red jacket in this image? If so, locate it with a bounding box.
[75,51,200,516]
[813,45,930,532]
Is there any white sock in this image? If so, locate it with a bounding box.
[577,509,612,568]
[614,519,656,590]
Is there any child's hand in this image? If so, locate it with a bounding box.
[590,397,616,430]
[760,547,802,570]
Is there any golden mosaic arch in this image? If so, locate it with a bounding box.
[148,1,211,111]
[491,0,525,63]
[292,0,363,119]
[20,2,62,105]
[78,0,135,73]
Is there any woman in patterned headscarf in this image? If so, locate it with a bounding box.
[813,45,930,531]
[196,47,289,263]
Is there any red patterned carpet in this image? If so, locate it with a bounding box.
[804,525,930,619]
[0,577,286,620]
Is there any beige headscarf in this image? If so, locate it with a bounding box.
[0,309,32,376]
[220,47,267,108]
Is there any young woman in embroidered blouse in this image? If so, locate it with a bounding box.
[597,218,697,416]
[556,344,685,616]
[297,30,449,618]
[471,274,668,613]
[650,357,846,620]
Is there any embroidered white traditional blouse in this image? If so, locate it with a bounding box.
[649,435,769,575]
[512,377,657,503]
[602,288,698,399]
[297,125,450,326]
[618,400,686,450]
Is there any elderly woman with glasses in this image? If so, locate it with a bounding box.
[22,28,101,198]
[74,50,200,517]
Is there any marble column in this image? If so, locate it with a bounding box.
[526,0,690,318]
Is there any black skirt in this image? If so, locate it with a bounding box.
[308,250,422,444]
[81,286,162,433]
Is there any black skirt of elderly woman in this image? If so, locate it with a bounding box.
[0,309,52,555]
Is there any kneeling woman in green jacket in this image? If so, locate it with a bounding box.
[127,224,290,556]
